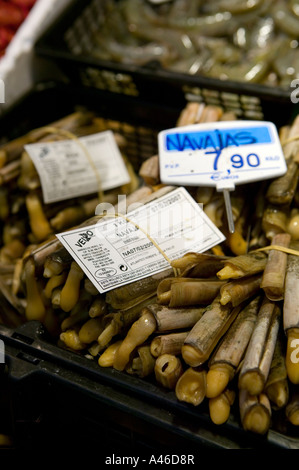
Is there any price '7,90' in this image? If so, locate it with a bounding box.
[211,151,260,171]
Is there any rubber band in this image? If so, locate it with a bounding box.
[281,135,299,146]
[96,211,179,277]
[39,126,105,203]
[251,245,299,257]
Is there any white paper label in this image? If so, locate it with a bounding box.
[158,121,287,190]
[25,130,131,203]
[56,187,225,293]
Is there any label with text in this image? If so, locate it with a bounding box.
[25,130,130,203]
[56,187,225,293]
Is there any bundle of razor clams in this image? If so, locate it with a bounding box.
[2,100,299,438]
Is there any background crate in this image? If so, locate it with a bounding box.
[0,80,181,171]
[35,0,299,128]
[2,320,299,451]
[0,0,76,113]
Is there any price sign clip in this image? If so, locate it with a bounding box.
[215,180,235,233]
[158,120,287,233]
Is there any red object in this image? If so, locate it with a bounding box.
[0,26,14,48]
[0,0,37,58]
[0,1,25,28]
[10,0,37,7]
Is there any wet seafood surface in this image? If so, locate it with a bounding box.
[65,0,299,89]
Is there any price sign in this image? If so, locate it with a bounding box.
[158,121,287,232]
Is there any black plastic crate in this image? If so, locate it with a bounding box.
[35,0,298,128]
[2,321,299,451]
[0,82,298,451]
[0,81,181,171]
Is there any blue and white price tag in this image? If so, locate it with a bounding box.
[158,121,287,232]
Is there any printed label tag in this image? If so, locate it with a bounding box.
[25,130,131,203]
[56,187,225,293]
[158,121,287,189]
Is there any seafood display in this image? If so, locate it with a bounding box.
[0,107,144,326]
[65,0,299,88]
[2,98,299,444]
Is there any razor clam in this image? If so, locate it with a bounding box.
[157,277,224,307]
[206,295,261,398]
[154,353,183,389]
[97,295,157,349]
[18,150,40,190]
[287,208,299,240]
[219,273,262,307]
[280,114,299,162]
[171,252,229,278]
[195,186,215,205]
[139,155,160,186]
[286,390,299,426]
[60,262,85,313]
[105,267,173,309]
[78,317,104,345]
[182,296,243,367]
[260,232,291,301]
[283,241,299,384]
[113,309,157,371]
[126,344,156,378]
[43,245,73,278]
[262,204,289,241]
[175,367,207,406]
[144,303,205,332]
[23,257,46,321]
[217,251,267,280]
[264,330,289,409]
[209,388,235,426]
[266,160,299,205]
[176,101,206,127]
[98,340,123,367]
[225,204,250,255]
[88,295,108,318]
[239,389,271,435]
[60,328,87,351]
[150,331,189,357]
[238,297,281,396]
[203,196,224,228]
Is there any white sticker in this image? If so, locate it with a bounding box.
[158,121,287,190]
[25,130,131,204]
[56,187,225,293]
